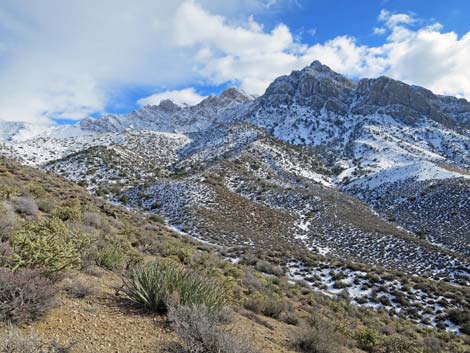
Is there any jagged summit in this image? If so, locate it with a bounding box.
[157,99,181,112]
[219,87,251,101]
[254,60,470,130]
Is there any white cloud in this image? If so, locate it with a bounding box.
[0,0,282,125]
[1,1,470,126]
[378,9,415,28]
[137,88,206,106]
[174,3,470,99]
[373,27,386,35]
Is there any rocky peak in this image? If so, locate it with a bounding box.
[158,99,181,113]
[260,60,355,113]
[219,87,251,102]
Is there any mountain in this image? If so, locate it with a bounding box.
[0,61,469,333]
[2,157,469,352]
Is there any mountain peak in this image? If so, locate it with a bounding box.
[158,99,181,112]
[308,60,332,73]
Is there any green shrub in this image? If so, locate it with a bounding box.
[9,217,91,275]
[243,293,287,319]
[25,183,46,198]
[122,261,229,313]
[53,200,82,221]
[36,198,55,213]
[0,184,19,200]
[260,296,287,319]
[333,280,349,289]
[354,328,380,352]
[379,335,421,353]
[119,195,129,204]
[291,314,348,353]
[446,309,470,335]
[96,238,139,271]
[149,213,165,224]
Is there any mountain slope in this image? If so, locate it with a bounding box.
[0,61,468,283]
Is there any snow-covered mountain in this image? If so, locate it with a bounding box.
[1,61,469,283]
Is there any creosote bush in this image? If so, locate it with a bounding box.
[13,196,39,217]
[9,217,91,275]
[0,326,70,353]
[0,328,43,353]
[0,268,57,324]
[63,277,96,298]
[291,314,348,353]
[0,202,15,240]
[168,304,257,353]
[122,260,229,313]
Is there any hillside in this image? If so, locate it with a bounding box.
[1,157,470,353]
[0,61,470,351]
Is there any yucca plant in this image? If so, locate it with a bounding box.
[122,260,229,313]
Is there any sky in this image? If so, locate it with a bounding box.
[1,0,470,126]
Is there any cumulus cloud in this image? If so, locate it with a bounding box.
[378,9,416,28]
[137,88,206,106]
[1,1,470,126]
[173,3,470,99]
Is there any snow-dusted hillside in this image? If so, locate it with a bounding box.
[0,60,468,284]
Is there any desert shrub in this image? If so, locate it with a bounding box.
[0,241,14,267]
[168,304,257,353]
[446,309,470,335]
[291,315,347,353]
[0,184,19,200]
[243,293,287,319]
[149,213,165,223]
[0,327,43,353]
[279,308,299,325]
[13,196,39,217]
[260,296,287,319]
[53,200,82,222]
[83,211,101,228]
[447,309,470,326]
[122,261,229,313]
[379,335,421,353]
[254,260,283,276]
[96,238,140,271]
[333,280,349,289]
[0,268,56,324]
[63,277,96,298]
[36,198,55,213]
[354,328,380,352]
[0,202,15,240]
[25,183,46,198]
[9,217,91,275]
[0,326,70,353]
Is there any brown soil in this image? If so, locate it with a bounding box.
[0,269,296,353]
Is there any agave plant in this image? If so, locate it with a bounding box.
[122,260,229,313]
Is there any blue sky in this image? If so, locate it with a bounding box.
[266,0,469,44]
[1,0,470,125]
